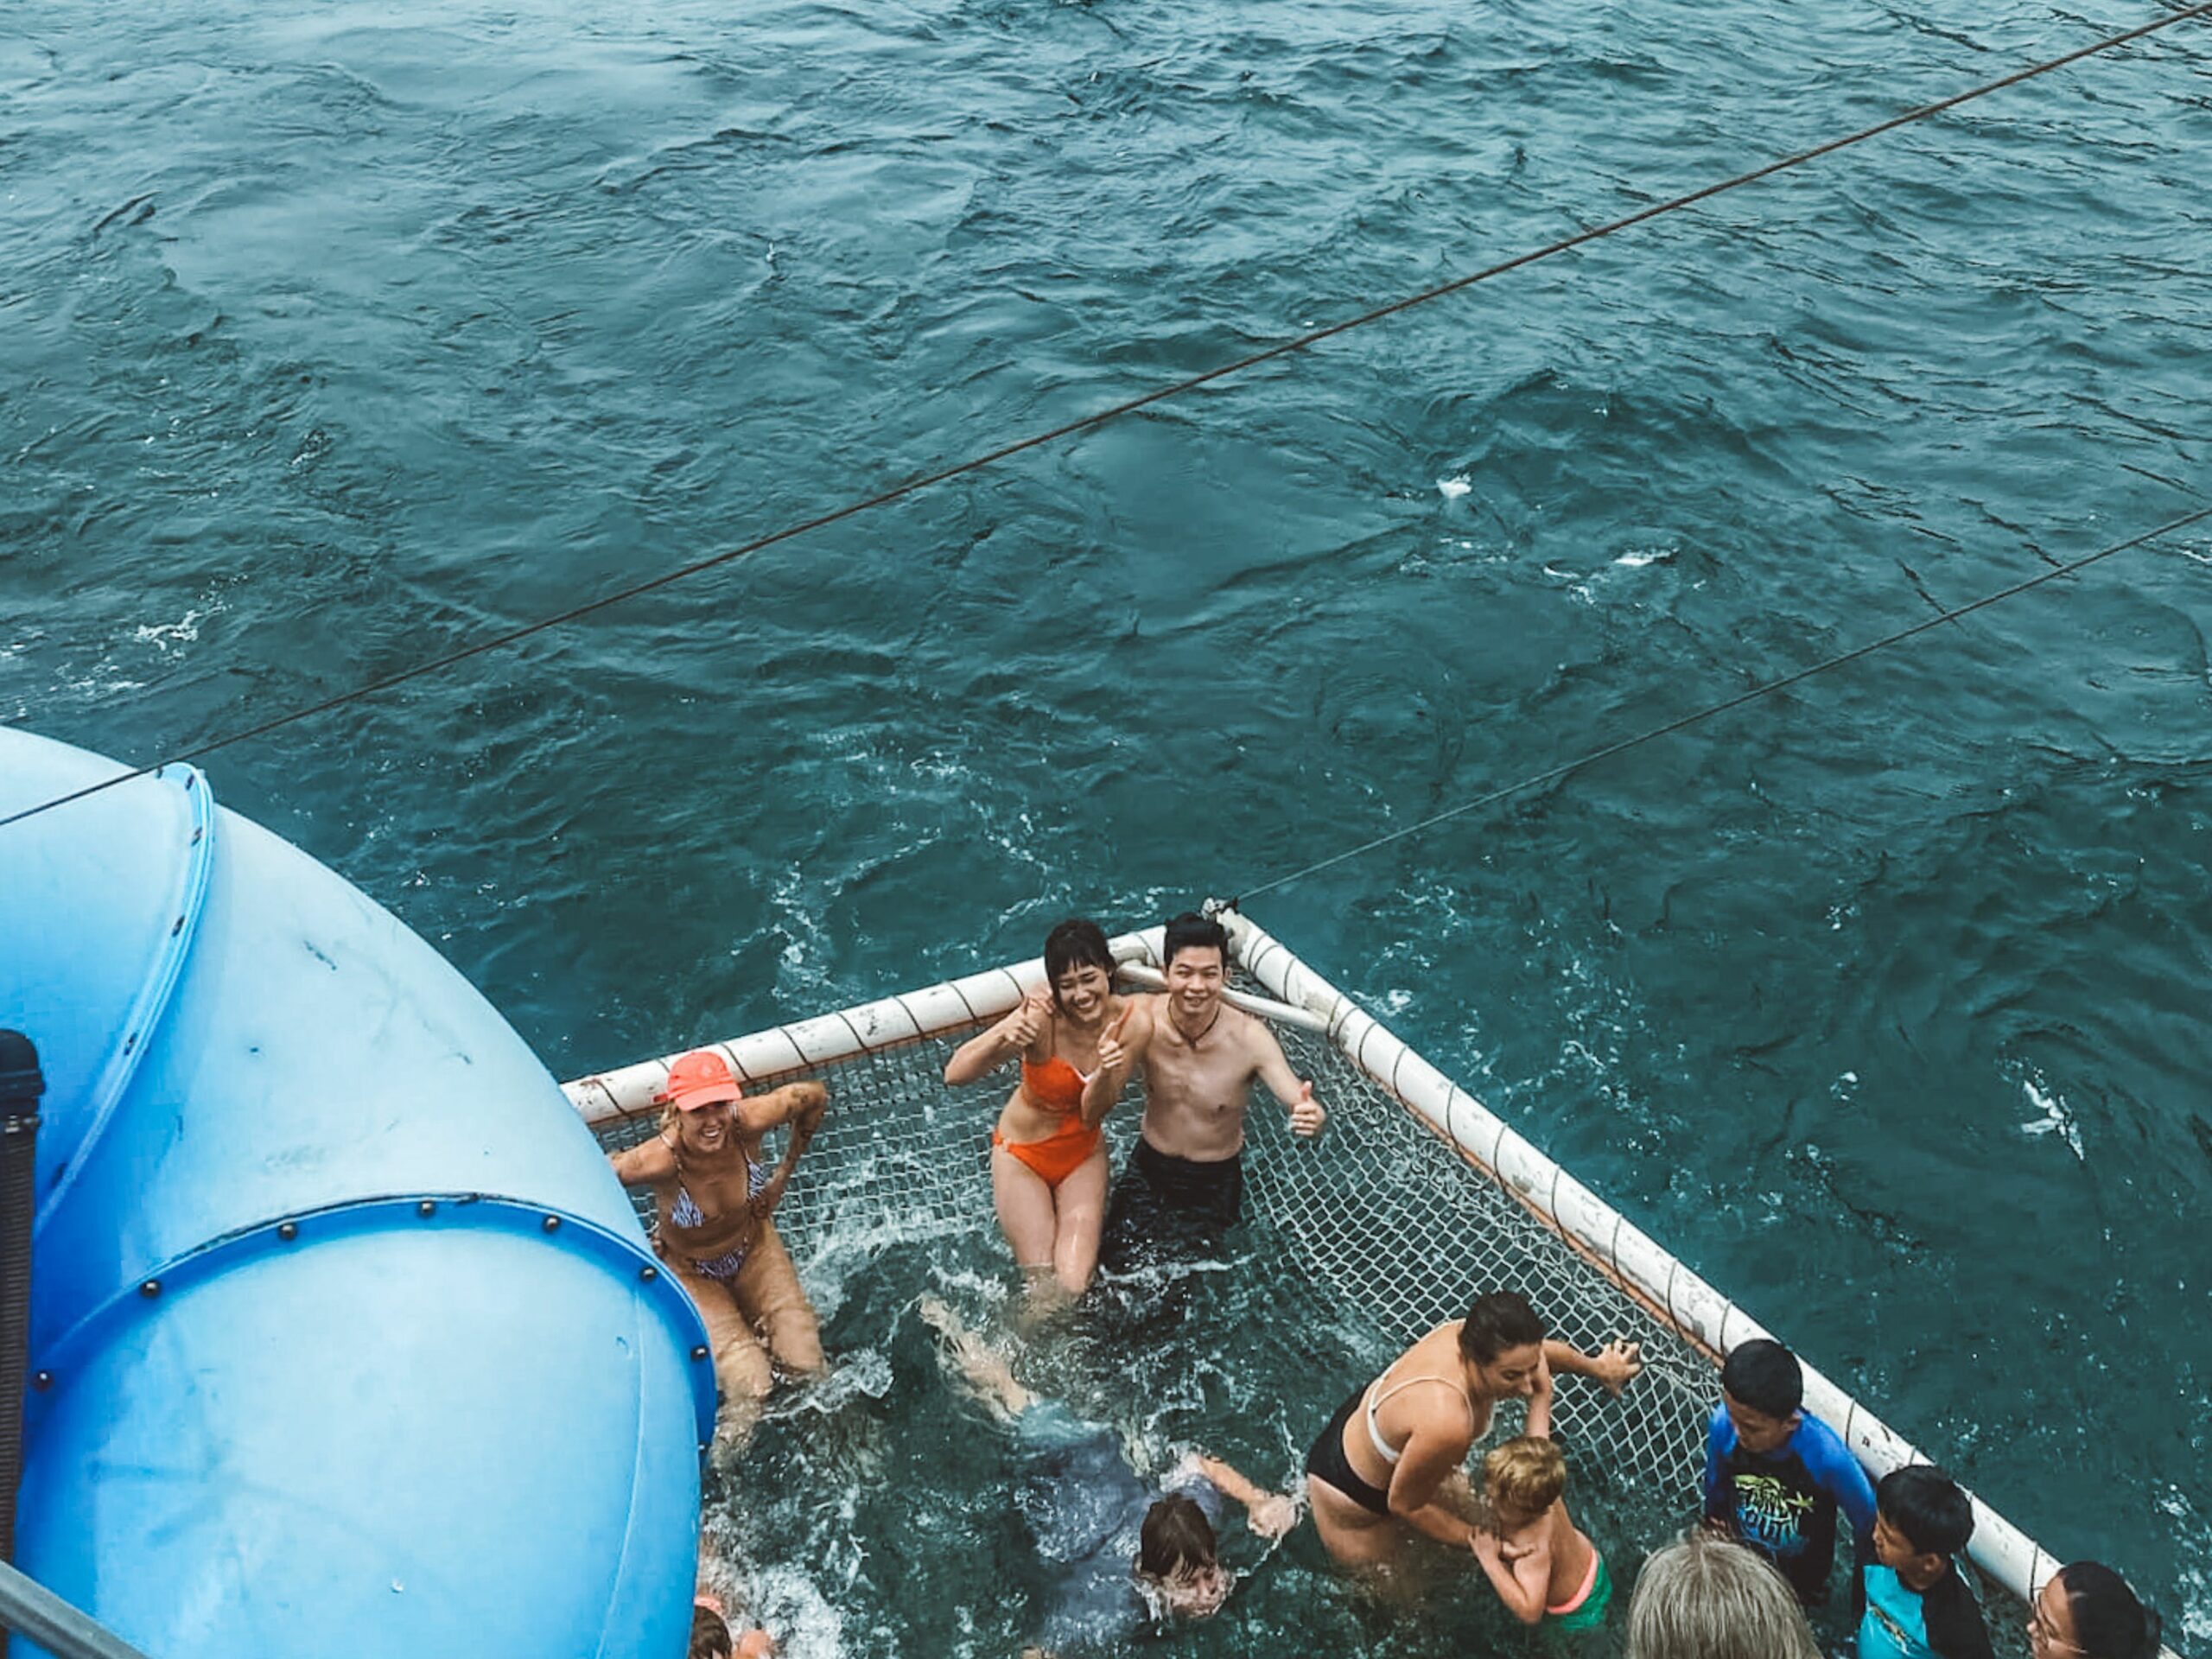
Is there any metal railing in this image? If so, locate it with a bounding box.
[0,1560,152,1659]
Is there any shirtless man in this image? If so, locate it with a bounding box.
[1088,912,1325,1276]
[609,1049,829,1448]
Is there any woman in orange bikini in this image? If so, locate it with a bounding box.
[944,918,1130,1302]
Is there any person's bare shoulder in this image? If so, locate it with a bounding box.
[1233,1002,1284,1062]
[610,1133,677,1185]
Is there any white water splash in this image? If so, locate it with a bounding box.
[2018,1073,2083,1160]
[1612,545,1676,568]
[750,1560,847,1659]
[769,864,834,979]
[132,602,221,654]
[1436,474,1471,499]
[772,1345,892,1419]
[62,671,146,697]
[2151,1482,2212,1645]
[1540,563,1597,605]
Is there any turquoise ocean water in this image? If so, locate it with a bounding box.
[4,0,2209,1650]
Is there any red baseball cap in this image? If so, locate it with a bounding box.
[656,1049,746,1111]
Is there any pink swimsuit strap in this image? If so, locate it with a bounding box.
[1548,1542,1601,1617]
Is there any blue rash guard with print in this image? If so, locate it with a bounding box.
[1860,1560,1995,1659]
[1700,1404,1877,1604]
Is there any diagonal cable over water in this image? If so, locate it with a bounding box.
[4,0,2209,834]
[1228,502,2212,906]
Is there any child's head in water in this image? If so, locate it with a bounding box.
[690,1601,733,1659]
[690,1594,774,1659]
[1136,1494,1230,1618]
[1484,1435,1568,1531]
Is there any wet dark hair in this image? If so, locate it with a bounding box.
[1043,918,1115,1008]
[1161,912,1229,971]
[1721,1338,1802,1420]
[1137,1493,1218,1579]
[2056,1561,2163,1659]
[1876,1465,1974,1558]
[1459,1290,1547,1364]
[689,1604,733,1659]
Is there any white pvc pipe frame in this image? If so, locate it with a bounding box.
[1220,910,2087,1623]
[563,911,2086,1622]
[563,927,1175,1123]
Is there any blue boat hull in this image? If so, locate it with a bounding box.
[1,729,715,1658]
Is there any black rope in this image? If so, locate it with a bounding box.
[1229,502,2212,906]
[4,1,2208,835]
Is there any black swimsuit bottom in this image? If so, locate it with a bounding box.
[1304,1380,1392,1516]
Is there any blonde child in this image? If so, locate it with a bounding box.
[1470,1436,1611,1631]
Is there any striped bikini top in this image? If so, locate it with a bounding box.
[669,1154,770,1230]
[660,1131,772,1254]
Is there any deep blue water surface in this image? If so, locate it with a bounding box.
[4,0,2209,1650]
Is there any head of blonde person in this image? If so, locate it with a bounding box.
[655,1049,751,1148]
[1483,1435,1567,1529]
[1625,1530,1821,1659]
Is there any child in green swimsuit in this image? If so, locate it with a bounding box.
[1470,1436,1613,1632]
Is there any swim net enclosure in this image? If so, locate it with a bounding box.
[571,907,2116,1653]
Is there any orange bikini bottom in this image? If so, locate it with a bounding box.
[992,1116,1104,1189]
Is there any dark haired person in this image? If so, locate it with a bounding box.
[1862,1465,1993,1659]
[1700,1336,1876,1605]
[1091,911,1325,1277]
[2030,1562,2164,1659]
[944,918,1135,1301]
[694,1530,777,1659]
[918,1295,1294,1653]
[688,1592,772,1659]
[1303,1289,1641,1568]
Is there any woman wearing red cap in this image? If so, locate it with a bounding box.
[609,1049,829,1448]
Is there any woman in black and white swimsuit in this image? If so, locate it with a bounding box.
[610,1047,829,1451]
[1303,1290,1641,1570]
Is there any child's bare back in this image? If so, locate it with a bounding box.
[1473,1437,1614,1630]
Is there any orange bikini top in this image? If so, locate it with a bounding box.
[1020,1055,1089,1116]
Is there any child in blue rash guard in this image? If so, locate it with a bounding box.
[1861,1465,1993,1659]
[1701,1338,1877,1605]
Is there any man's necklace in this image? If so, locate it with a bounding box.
[1178,1004,1224,1047]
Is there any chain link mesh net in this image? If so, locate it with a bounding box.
[593,977,2034,1644]
[596,1001,1714,1470]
